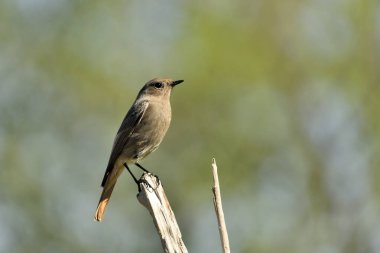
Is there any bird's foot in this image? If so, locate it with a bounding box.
[138,174,160,191]
[152,174,160,185]
[138,178,154,192]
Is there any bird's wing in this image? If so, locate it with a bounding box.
[100,100,149,187]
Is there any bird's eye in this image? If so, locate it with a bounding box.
[154,82,163,89]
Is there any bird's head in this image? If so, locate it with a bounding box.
[137,78,184,99]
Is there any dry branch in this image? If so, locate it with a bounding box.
[137,173,188,253]
[212,158,230,253]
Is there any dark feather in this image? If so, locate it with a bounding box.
[100,100,149,187]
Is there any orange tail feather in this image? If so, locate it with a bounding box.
[94,183,116,221]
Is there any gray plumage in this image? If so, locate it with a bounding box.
[95,78,183,221]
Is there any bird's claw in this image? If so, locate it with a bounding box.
[138,178,154,192]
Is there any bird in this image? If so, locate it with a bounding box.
[94,78,184,221]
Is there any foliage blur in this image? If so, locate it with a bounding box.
[1,0,379,252]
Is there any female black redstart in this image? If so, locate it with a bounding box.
[94,78,184,221]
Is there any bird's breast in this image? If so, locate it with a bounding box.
[141,100,171,134]
[128,100,171,160]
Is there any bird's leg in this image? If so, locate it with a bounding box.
[123,163,141,191]
[135,162,150,173]
[135,163,160,184]
[125,163,155,191]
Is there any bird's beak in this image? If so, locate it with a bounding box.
[171,80,184,87]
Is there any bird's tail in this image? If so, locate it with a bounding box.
[95,162,125,221]
[94,179,117,222]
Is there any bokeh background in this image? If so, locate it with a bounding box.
[1,0,380,252]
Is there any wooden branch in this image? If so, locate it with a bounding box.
[137,173,188,253]
[211,158,230,253]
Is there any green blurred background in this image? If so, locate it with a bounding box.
[1,0,380,252]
